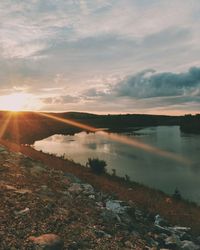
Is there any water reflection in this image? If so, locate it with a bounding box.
[33,126,200,204]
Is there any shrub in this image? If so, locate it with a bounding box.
[86,158,107,175]
[172,188,182,200]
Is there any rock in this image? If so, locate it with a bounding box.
[181,240,199,250]
[94,230,111,238]
[89,194,95,199]
[165,234,181,249]
[124,240,134,248]
[28,234,64,250]
[68,183,94,195]
[154,214,169,227]
[68,183,83,193]
[124,240,134,249]
[81,183,94,195]
[95,201,104,208]
[106,200,129,214]
[14,188,32,194]
[153,225,171,235]
[172,226,191,232]
[14,207,30,216]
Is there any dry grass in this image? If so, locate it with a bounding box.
[1,139,200,235]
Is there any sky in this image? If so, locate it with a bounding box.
[0,0,200,114]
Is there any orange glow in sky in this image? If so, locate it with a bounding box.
[0,93,39,111]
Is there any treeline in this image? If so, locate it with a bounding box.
[0,111,198,144]
[58,112,181,131]
[180,114,200,134]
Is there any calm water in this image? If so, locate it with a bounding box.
[33,126,200,204]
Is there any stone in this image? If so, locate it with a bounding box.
[94,230,111,238]
[181,240,199,250]
[165,234,181,249]
[172,226,191,232]
[124,240,134,248]
[14,207,30,216]
[154,214,169,227]
[14,189,32,194]
[81,183,94,195]
[106,200,129,214]
[28,234,64,250]
[68,183,94,195]
[89,195,95,199]
[68,183,83,193]
[154,225,171,235]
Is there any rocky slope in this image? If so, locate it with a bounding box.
[0,144,200,249]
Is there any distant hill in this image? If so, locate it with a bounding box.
[0,111,199,144]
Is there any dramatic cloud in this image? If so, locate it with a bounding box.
[115,67,200,98]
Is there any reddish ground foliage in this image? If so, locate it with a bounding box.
[1,138,200,235]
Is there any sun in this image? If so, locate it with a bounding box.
[0,93,36,111]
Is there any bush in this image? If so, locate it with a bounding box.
[172,188,182,200]
[86,158,107,175]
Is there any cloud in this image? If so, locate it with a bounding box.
[79,66,200,114]
[114,67,200,98]
[41,95,79,105]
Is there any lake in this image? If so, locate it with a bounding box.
[32,126,200,204]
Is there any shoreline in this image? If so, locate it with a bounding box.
[0,138,200,235]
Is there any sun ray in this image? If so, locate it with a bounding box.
[38,112,190,165]
[11,113,20,145]
[0,112,12,139]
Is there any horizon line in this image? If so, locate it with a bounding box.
[0,109,199,117]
